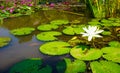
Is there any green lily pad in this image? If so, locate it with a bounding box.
[36,31,62,41]
[56,58,86,73]
[63,26,84,35]
[108,41,120,48]
[10,58,52,73]
[0,37,11,48]
[117,34,120,36]
[101,19,113,23]
[88,21,101,25]
[50,20,69,25]
[10,27,35,36]
[39,41,71,55]
[101,47,120,63]
[70,47,102,60]
[101,31,111,36]
[37,24,59,31]
[90,60,120,73]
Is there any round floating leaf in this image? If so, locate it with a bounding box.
[50,20,69,25]
[56,58,86,73]
[101,47,120,63]
[10,27,35,36]
[108,41,120,48]
[63,26,84,35]
[70,47,102,60]
[90,60,120,73]
[101,31,111,36]
[39,41,71,55]
[88,21,101,25]
[10,58,52,73]
[101,19,113,23]
[0,37,11,48]
[37,24,59,31]
[36,31,62,41]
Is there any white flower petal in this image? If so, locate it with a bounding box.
[83,27,89,33]
[93,34,102,37]
[95,30,104,34]
[88,36,93,41]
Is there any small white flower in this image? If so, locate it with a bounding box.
[81,26,104,41]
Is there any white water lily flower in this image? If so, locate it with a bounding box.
[81,26,104,41]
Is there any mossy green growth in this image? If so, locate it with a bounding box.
[37,24,59,31]
[10,27,35,36]
[39,41,71,55]
[62,25,84,35]
[10,58,52,73]
[50,19,69,25]
[36,31,62,41]
[90,60,120,73]
[0,37,11,48]
[101,47,120,63]
[56,58,86,73]
[101,31,111,36]
[70,46,102,60]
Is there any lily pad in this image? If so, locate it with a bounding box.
[108,41,120,48]
[50,19,69,25]
[88,21,101,25]
[101,47,120,63]
[36,31,62,41]
[39,41,71,55]
[70,47,102,60]
[90,60,120,73]
[37,24,59,31]
[0,37,11,48]
[63,26,84,35]
[10,58,52,73]
[101,31,111,36]
[10,27,35,36]
[56,58,86,73]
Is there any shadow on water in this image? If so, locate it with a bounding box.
[0,10,89,73]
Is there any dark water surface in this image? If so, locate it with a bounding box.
[0,10,89,73]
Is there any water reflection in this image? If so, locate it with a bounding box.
[0,10,87,73]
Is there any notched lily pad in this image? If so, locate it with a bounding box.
[101,47,120,63]
[10,27,35,36]
[39,41,71,55]
[10,58,52,73]
[63,26,84,35]
[50,19,69,25]
[0,37,11,48]
[70,47,102,60]
[56,58,86,73]
[36,31,62,41]
[37,24,59,31]
[90,60,120,73]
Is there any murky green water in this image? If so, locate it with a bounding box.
[0,10,89,73]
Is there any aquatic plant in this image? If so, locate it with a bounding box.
[101,47,120,63]
[50,19,69,25]
[0,37,11,48]
[39,41,71,55]
[36,31,62,41]
[10,27,35,36]
[56,58,86,73]
[81,26,104,41]
[10,58,52,73]
[63,25,84,35]
[101,31,111,36]
[70,46,102,60]
[37,24,58,31]
[108,41,120,48]
[90,60,120,73]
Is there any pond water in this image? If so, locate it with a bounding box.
[0,10,89,73]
